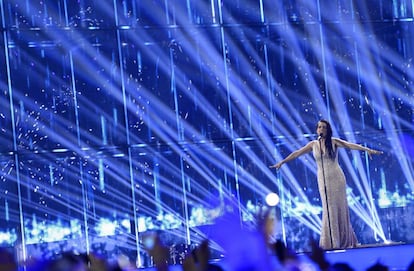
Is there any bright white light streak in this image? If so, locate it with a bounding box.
[99,158,105,191]
[101,116,107,145]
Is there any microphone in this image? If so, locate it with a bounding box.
[317,133,323,140]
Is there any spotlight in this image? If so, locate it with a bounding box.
[265,192,280,207]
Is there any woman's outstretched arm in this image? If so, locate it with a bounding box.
[334,138,382,158]
[270,141,314,170]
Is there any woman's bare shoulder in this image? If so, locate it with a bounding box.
[305,140,317,149]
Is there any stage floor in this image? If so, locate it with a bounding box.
[138,243,413,271]
[323,243,413,271]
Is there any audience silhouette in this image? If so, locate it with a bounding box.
[0,211,412,271]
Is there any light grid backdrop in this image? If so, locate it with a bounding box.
[0,0,413,267]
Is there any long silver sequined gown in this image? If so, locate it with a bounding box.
[312,139,358,249]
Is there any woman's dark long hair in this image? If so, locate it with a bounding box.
[318,119,335,159]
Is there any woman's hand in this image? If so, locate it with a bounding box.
[367,148,383,159]
[269,162,283,170]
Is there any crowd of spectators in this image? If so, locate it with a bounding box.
[0,209,413,271]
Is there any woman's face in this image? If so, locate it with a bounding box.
[316,121,328,138]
